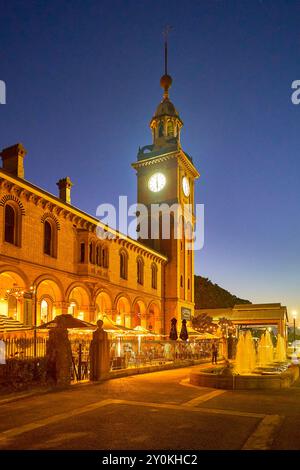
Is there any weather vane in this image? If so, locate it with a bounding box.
[163,25,173,75]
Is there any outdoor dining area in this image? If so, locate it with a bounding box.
[0,312,222,386]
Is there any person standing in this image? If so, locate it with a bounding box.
[90,319,111,381]
[212,341,218,365]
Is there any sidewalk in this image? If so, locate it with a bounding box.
[0,357,214,406]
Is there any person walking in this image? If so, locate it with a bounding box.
[212,341,218,365]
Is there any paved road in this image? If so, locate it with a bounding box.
[0,365,299,450]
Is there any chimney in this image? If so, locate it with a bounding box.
[0,143,27,179]
[56,177,73,204]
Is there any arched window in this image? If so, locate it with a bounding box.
[158,121,164,137]
[43,219,57,257]
[167,120,174,136]
[44,220,52,255]
[137,257,144,285]
[151,263,158,290]
[40,299,51,324]
[120,250,128,280]
[89,242,94,264]
[80,242,85,263]
[102,246,109,268]
[4,204,16,244]
[180,275,183,288]
[96,245,101,266]
[188,278,190,290]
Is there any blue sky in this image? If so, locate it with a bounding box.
[1,0,300,317]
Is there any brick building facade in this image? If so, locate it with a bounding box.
[0,70,199,334]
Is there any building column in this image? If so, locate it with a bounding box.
[88,306,96,323]
[56,302,69,316]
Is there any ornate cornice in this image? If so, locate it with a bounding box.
[132,149,200,178]
[0,170,168,263]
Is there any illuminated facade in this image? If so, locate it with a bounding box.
[0,70,199,334]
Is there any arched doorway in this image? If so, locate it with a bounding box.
[67,285,90,321]
[0,270,27,322]
[95,291,112,321]
[40,299,50,324]
[36,279,63,325]
[116,296,131,328]
[148,302,161,334]
[133,300,146,328]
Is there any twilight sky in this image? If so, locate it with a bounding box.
[1,0,300,317]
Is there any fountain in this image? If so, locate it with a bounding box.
[275,334,286,362]
[258,330,274,366]
[235,330,257,374]
[190,329,298,390]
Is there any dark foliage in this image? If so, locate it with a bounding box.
[194,275,251,309]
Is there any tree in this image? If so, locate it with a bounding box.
[218,317,235,337]
[192,313,217,333]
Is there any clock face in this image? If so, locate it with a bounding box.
[182,176,190,197]
[148,172,166,193]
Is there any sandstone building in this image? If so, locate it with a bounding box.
[0,69,199,334]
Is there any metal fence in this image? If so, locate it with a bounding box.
[0,334,217,383]
[3,337,47,359]
[70,338,90,381]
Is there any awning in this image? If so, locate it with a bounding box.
[187,327,219,339]
[100,315,135,335]
[133,325,158,337]
[0,315,32,333]
[36,314,96,330]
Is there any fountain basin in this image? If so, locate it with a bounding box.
[190,364,299,390]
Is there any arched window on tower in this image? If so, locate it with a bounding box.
[137,257,144,285]
[180,275,183,288]
[4,204,16,244]
[158,121,164,137]
[151,263,158,290]
[120,250,128,280]
[167,120,174,136]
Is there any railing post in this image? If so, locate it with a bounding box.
[78,343,82,381]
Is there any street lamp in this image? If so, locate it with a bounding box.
[30,285,38,359]
[292,311,297,353]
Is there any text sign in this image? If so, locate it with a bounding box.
[181,307,191,321]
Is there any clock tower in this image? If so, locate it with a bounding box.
[132,44,200,333]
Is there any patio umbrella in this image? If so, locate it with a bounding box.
[100,315,134,334]
[187,326,202,336]
[0,315,32,333]
[133,325,158,354]
[36,314,96,329]
[133,325,158,336]
[169,317,178,341]
[179,319,189,341]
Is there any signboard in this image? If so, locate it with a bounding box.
[181,307,192,321]
[23,292,33,299]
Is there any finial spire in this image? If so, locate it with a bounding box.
[163,25,172,74]
[160,25,173,100]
